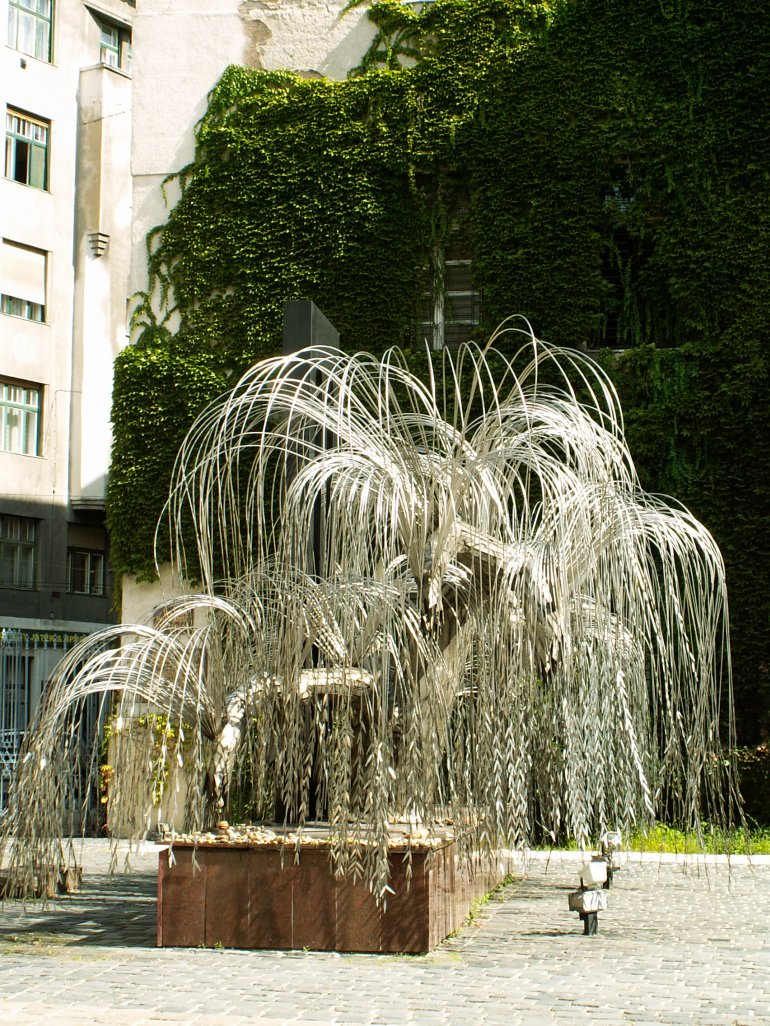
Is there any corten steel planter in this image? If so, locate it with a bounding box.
[157,838,511,953]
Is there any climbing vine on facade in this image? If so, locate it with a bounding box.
[109,0,770,744]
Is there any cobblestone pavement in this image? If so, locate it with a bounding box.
[1,840,768,1026]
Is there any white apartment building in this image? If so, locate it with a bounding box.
[0,0,134,805]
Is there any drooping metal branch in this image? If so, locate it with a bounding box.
[0,322,739,898]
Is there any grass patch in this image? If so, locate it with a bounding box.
[531,822,770,855]
[626,823,770,856]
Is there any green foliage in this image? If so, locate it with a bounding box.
[109,0,770,740]
[101,713,193,810]
[107,325,225,579]
[612,337,770,742]
[535,822,770,853]
[147,65,432,365]
[735,745,770,826]
[102,712,191,747]
[626,822,770,857]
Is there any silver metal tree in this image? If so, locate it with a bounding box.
[0,323,739,898]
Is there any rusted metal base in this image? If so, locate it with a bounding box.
[157,832,510,953]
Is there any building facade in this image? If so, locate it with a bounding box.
[129,0,373,321]
[123,0,376,618]
[0,0,463,807]
[1,0,134,805]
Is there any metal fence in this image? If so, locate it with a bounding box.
[0,627,103,813]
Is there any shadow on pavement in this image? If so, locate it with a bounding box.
[0,871,157,948]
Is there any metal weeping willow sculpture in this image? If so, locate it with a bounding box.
[0,322,739,898]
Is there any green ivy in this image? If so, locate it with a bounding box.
[107,324,225,581]
[110,0,770,741]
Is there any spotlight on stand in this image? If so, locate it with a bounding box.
[599,829,623,888]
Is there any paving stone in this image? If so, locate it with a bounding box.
[2,841,770,1026]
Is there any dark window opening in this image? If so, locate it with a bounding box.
[419,200,481,351]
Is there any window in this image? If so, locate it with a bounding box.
[99,20,132,72]
[1,652,32,736]
[5,110,49,190]
[591,165,656,349]
[68,549,105,596]
[0,381,41,455]
[418,189,481,350]
[7,0,53,63]
[0,515,36,589]
[1,240,47,322]
[419,229,481,351]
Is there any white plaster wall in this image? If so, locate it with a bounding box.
[243,0,377,82]
[129,0,374,296]
[120,563,189,624]
[132,0,372,177]
[70,65,133,505]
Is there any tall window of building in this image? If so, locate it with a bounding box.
[1,240,47,322]
[7,0,53,63]
[419,228,481,350]
[0,381,41,456]
[417,188,481,350]
[99,20,132,72]
[588,164,660,349]
[0,515,37,589]
[5,110,49,190]
[67,549,104,596]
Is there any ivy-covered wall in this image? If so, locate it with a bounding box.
[109,0,770,743]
